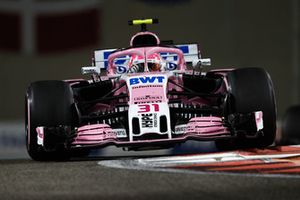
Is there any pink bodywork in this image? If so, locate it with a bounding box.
[107,46,185,74]
[187,117,229,136]
[68,46,232,148]
[73,124,117,145]
[71,117,230,146]
[130,31,160,46]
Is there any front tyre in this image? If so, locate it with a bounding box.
[217,67,277,150]
[25,81,75,161]
[281,105,300,145]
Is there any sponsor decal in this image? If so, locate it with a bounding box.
[129,76,165,85]
[134,100,162,104]
[174,124,187,134]
[134,95,162,101]
[132,85,163,89]
[255,111,264,131]
[141,113,158,128]
[116,65,128,74]
[103,131,116,139]
[134,96,163,105]
[36,127,44,146]
[110,129,127,138]
[166,62,178,70]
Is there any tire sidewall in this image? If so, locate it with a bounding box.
[26,80,75,160]
[227,67,277,147]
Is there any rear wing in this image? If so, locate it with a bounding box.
[93,44,201,69]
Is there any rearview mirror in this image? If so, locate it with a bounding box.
[192,58,211,68]
[81,66,101,75]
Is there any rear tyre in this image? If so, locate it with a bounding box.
[25,80,75,161]
[281,105,300,145]
[216,67,277,150]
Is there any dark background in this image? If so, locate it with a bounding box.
[0,0,299,121]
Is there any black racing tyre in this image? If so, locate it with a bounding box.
[216,67,277,150]
[281,105,300,145]
[25,80,75,161]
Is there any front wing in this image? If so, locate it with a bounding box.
[36,112,263,150]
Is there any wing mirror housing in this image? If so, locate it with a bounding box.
[192,58,211,68]
[81,66,101,75]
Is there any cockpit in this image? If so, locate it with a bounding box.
[109,48,183,74]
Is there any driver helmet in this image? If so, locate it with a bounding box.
[147,53,162,72]
[128,54,145,73]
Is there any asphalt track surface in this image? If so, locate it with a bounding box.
[1,123,300,199]
[1,157,300,200]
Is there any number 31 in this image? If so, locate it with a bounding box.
[138,104,159,113]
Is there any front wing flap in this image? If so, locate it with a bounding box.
[35,111,264,150]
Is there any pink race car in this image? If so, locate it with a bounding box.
[25,19,276,161]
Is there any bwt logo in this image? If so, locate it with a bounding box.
[129,76,165,85]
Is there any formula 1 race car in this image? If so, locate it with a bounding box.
[25,19,277,161]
